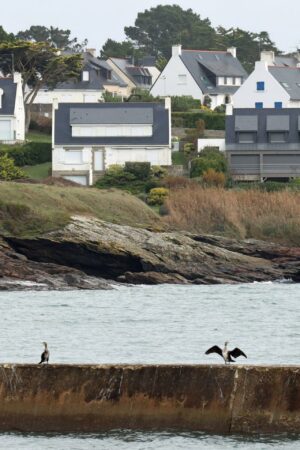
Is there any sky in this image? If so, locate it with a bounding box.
[2,0,300,53]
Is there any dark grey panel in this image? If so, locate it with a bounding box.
[70,107,153,125]
[298,116,300,131]
[263,154,300,175]
[230,154,260,174]
[235,115,258,131]
[0,78,17,116]
[266,115,289,131]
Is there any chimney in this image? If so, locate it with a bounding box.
[260,51,275,65]
[172,45,182,57]
[13,72,22,84]
[227,47,236,58]
[86,48,97,58]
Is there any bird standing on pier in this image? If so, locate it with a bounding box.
[39,342,50,364]
[205,341,247,364]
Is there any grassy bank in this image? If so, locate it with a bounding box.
[164,186,300,246]
[0,182,161,237]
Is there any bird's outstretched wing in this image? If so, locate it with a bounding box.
[229,348,247,359]
[205,345,223,357]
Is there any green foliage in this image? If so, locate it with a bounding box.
[171,96,200,112]
[0,26,15,43]
[214,104,226,113]
[184,143,196,159]
[0,154,26,180]
[216,27,278,73]
[16,25,88,52]
[203,95,212,108]
[100,39,144,59]
[147,187,169,205]
[127,88,157,102]
[0,142,52,166]
[103,91,123,103]
[190,148,228,178]
[22,162,52,180]
[172,151,188,166]
[124,5,217,58]
[125,162,151,180]
[172,112,225,130]
[156,55,168,71]
[151,165,168,179]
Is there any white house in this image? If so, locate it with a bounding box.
[150,45,248,109]
[0,73,25,144]
[232,51,300,109]
[31,50,128,116]
[52,99,172,186]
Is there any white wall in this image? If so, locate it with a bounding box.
[14,73,25,141]
[233,61,290,108]
[53,146,172,185]
[150,53,203,100]
[33,89,104,104]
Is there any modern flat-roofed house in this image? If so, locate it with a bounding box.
[226,52,300,180]
[150,45,247,109]
[52,99,171,185]
[32,50,128,116]
[0,73,25,144]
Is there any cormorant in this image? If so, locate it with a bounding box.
[205,341,247,364]
[39,342,49,364]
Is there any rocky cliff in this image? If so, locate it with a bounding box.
[1,216,299,290]
[0,364,299,433]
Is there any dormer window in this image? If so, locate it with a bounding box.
[82,71,89,82]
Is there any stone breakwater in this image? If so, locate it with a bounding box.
[1,216,300,290]
[0,364,299,433]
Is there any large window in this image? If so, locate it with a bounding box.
[64,150,83,164]
[72,124,153,137]
[256,81,265,91]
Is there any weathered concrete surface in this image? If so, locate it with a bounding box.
[3,216,300,288]
[0,364,299,433]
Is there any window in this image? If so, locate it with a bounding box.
[64,150,83,164]
[224,77,228,85]
[82,71,89,81]
[178,74,187,84]
[255,102,263,109]
[238,132,256,144]
[274,102,283,109]
[268,132,286,143]
[256,81,265,91]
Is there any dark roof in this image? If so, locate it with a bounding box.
[70,107,153,124]
[0,78,17,115]
[269,66,300,100]
[110,58,152,88]
[180,50,248,95]
[50,52,127,91]
[138,56,157,67]
[55,102,169,146]
[274,55,299,67]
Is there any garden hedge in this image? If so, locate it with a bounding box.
[172,112,225,130]
[0,142,52,166]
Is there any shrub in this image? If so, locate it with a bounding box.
[95,165,136,188]
[0,142,52,166]
[151,165,168,179]
[148,187,169,205]
[171,96,200,112]
[161,176,192,189]
[190,149,228,178]
[203,95,212,109]
[30,114,52,134]
[202,169,226,187]
[172,112,225,130]
[0,154,26,180]
[214,104,226,113]
[125,162,151,180]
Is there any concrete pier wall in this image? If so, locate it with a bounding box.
[0,364,299,433]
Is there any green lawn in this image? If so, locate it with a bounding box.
[26,131,51,143]
[172,151,187,166]
[22,162,52,179]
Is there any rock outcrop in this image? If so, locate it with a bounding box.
[0,364,299,433]
[1,215,299,290]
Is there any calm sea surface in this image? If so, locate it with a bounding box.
[0,282,299,449]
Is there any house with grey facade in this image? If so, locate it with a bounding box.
[226,51,300,180]
[52,99,171,186]
[0,73,25,144]
[151,45,248,109]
